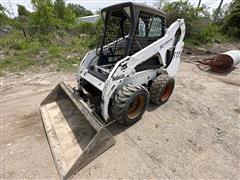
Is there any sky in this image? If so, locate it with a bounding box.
[1,0,233,18]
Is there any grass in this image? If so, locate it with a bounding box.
[0,30,93,75]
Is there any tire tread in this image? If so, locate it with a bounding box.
[112,84,149,125]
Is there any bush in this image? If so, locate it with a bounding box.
[192,25,220,45]
[74,22,96,35]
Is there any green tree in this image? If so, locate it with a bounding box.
[31,0,55,30]
[54,0,65,18]
[15,5,32,39]
[53,0,75,23]
[30,0,75,31]
[17,4,30,16]
[222,0,240,37]
[162,0,210,36]
[67,4,93,17]
[0,4,12,26]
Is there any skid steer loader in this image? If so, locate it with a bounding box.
[40,2,185,179]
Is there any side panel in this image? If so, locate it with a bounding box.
[77,49,98,88]
[122,69,159,86]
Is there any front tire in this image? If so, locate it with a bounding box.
[111,84,149,126]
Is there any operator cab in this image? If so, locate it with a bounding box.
[98,2,166,63]
[91,2,166,79]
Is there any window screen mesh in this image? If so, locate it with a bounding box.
[129,11,165,55]
[101,10,131,61]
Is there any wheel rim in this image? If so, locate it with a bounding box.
[128,95,145,120]
[160,80,174,102]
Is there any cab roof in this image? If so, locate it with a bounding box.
[101,2,166,18]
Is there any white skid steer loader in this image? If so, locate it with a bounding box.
[40,2,185,179]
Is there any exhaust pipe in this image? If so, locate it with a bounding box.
[40,82,115,180]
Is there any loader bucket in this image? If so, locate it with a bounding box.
[40,82,115,180]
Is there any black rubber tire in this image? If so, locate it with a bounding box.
[111,84,149,126]
[150,74,175,105]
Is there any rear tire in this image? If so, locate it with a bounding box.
[111,84,149,126]
[150,74,175,105]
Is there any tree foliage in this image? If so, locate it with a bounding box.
[54,0,65,18]
[31,0,56,30]
[0,3,7,15]
[222,0,240,38]
[162,0,210,37]
[17,5,30,17]
[0,3,11,26]
[30,0,76,31]
[67,4,93,17]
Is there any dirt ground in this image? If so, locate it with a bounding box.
[1,47,240,179]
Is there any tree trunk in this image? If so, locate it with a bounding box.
[195,0,202,15]
[197,0,202,8]
[213,0,224,22]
